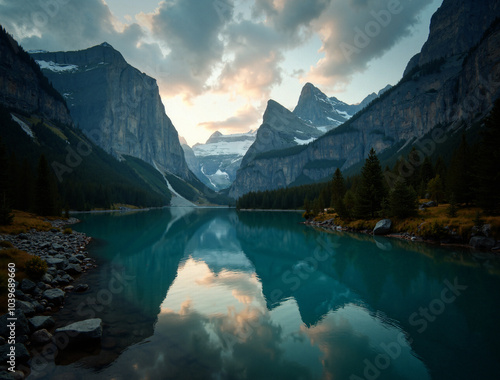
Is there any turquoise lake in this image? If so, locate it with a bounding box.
[28,208,500,380]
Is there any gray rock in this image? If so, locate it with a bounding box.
[20,279,36,293]
[421,201,437,208]
[0,343,30,363]
[31,329,53,345]
[14,301,35,317]
[0,310,30,339]
[469,236,496,251]
[482,224,492,238]
[41,273,53,284]
[42,288,65,306]
[54,318,102,342]
[373,219,392,236]
[75,284,89,292]
[45,258,65,269]
[64,263,83,275]
[28,316,55,331]
[52,243,65,251]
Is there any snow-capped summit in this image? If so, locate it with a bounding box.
[181,130,256,191]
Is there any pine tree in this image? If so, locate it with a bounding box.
[330,168,346,206]
[354,148,387,219]
[427,174,444,204]
[35,154,60,216]
[0,139,13,225]
[448,134,473,205]
[475,99,500,214]
[389,178,418,218]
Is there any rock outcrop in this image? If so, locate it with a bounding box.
[229,0,500,198]
[0,27,72,125]
[31,43,191,180]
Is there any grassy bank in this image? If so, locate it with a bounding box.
[312,202,500,241]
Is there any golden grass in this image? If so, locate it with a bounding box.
[313,203,500,240]
[0,210,53,234]
[0,248,33,313]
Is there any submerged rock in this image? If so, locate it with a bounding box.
[54,318,103,343]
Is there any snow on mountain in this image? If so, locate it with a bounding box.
[181,130,256,191]
[293,83,392,132]
[35,60,79,73]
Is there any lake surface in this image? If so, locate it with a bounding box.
[28,208,500,380]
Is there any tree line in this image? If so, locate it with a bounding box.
[237,98,500,219]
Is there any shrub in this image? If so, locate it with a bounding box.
[63,227,73,234]
[24,256,48,280]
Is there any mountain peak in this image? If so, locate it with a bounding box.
[99,42,113,48]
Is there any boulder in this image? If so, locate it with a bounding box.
[0,343,30,363]
[0,310,30,338]
[45,258,65,269]
[420,201,437,209]
[469,236,496,251]
[28,316,55,332]
[42,288,65,306]
[373,219,392,235]
[15,301,35,317]
[64,263,83,275]
[31,329,53,345]
[55,318,102,343]
[20,279,36,293]
[74,284,89,292]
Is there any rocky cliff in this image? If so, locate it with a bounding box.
[30,43,191,180]
[292,83,391,130]
[0,27,72,126]
[229,0,500,199]
[239,100,324,170]
[404,0,500,75]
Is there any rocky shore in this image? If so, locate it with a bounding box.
[0,218,100,379]
[304,217,500,253]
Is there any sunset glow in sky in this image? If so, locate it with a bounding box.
[0,0,441,146]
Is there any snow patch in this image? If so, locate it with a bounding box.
[36,60,78,73]
[11,114,34,139]
[152,161,196,207]
[294,137,315,145]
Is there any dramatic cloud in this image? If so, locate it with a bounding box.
[0,0,438,143]
[198,104,262,133]
[305,0,434,88]
[138,0,235,97]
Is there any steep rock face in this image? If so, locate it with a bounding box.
[292,83,349,129]
[30,43,190,180]
[404,0,499,74]
[190,131,256,190]
[230,1,500,198]
[240,100,324,168]
[0,30,72,125]
[292,83,391,131]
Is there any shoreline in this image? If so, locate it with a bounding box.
[303,218,500,255]
[0,216,96,378]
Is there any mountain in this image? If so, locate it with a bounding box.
[229,0,500,199]
[30,43,191,181]
[292,83,391,131]
[29,43,227,205]
[185,130,256,190]
[0,26,172,209]
[241,100,325,167]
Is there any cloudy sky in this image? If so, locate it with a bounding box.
[0,0,441,145]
